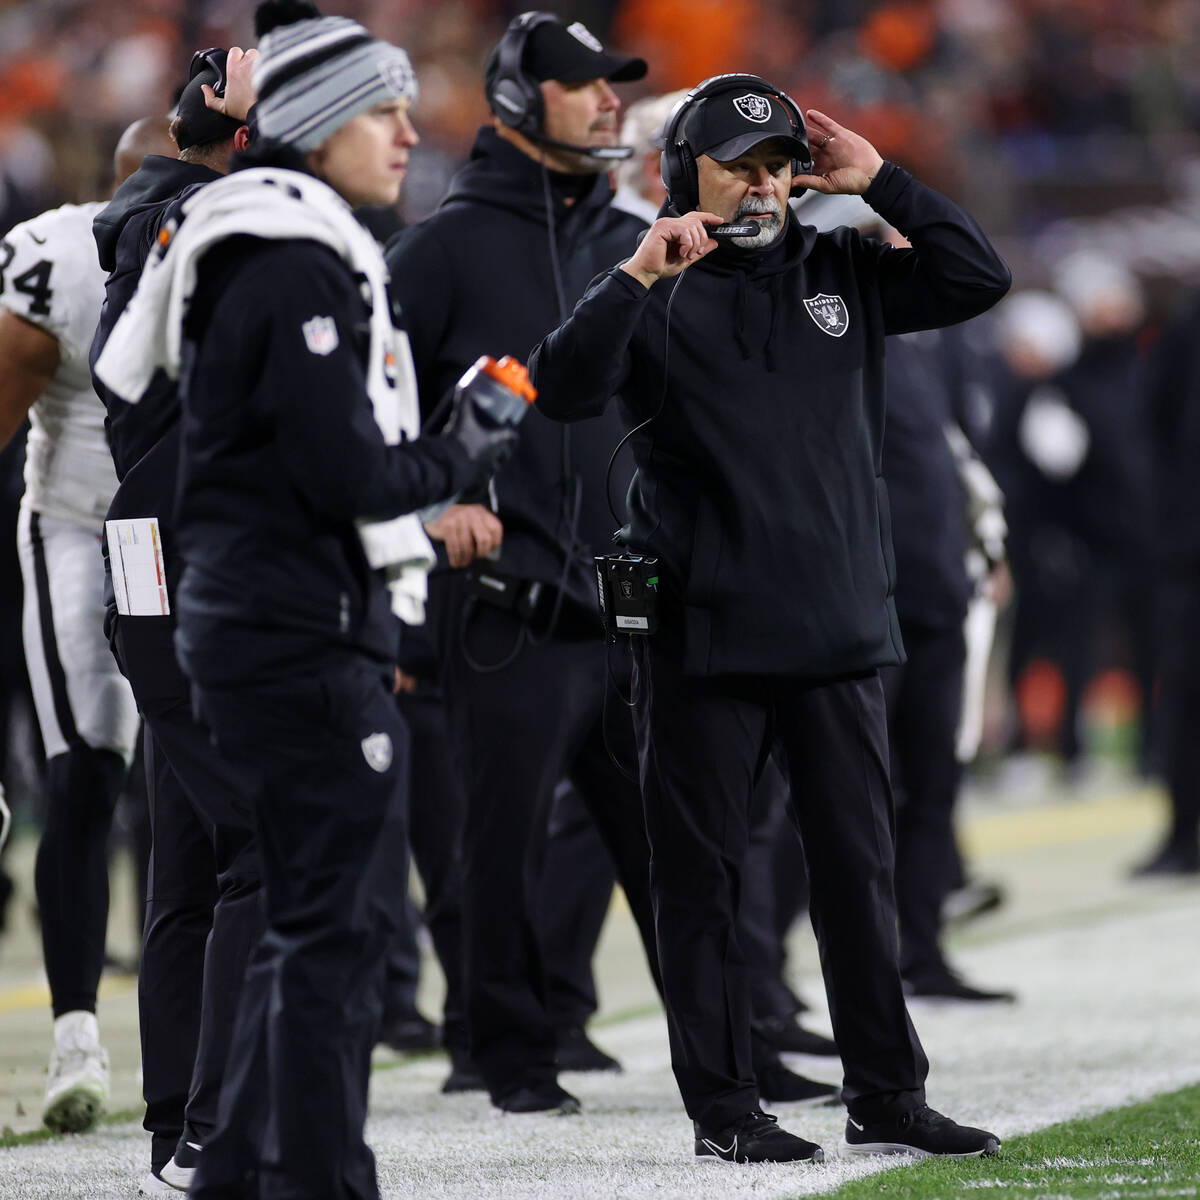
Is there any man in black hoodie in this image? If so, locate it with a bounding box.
[97,13,519,1196]
[531,75,1011,1163]
[383,13,680,1116]
[90,48,260,1196]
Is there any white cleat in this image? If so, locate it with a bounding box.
[137,1169,185,1195]
[158,1146,199,1190]
[42,1010,110,1134]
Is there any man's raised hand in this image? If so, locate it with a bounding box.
[620,212,725,289]
[202,46,259,123]
[793,110,884,196]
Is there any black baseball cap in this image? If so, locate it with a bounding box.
[523,18,647,85]
[683,86,809,163]
[172,48,243,150]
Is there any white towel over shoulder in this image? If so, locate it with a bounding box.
[95,167,435,625]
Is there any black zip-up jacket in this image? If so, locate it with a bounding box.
[883,330,972,633]
[92,155,222,488]
[384,128,646,612]
[530,163,1010,678]
[89,156,223,690]
[173,234,476,688]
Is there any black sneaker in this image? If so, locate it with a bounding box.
[555,1025,623,1072]
[1130,843,1200,878]
[378,1010,441,1053]
[493,1081,581,1115]
[838,1105,1000,1158]
[757,1059,842,1106]
[942,879,1006,925]
[694,1109,824,1163]
[755,1016,840,1057]
[441,1047,486,1094]
[903,966,1016,1004]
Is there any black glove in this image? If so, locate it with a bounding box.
[442,386,520,489]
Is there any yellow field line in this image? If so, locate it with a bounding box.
[0,791,1165,1014]
[0,974,136,1016]
[960,789,1163,856]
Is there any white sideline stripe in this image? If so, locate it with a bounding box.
[0,895,1198,1198]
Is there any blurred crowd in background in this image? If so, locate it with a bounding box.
[2,0,1198,277]
[1,0,1199,822]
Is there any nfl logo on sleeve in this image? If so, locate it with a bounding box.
[302,315,340,356]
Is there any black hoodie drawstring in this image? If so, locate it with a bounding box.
[733,270,751,361]
[732,265,784,372]
[765,273,783,373]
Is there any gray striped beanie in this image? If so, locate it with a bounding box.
[252,16,418,152]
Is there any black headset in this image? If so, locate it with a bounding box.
[188,47,229,97]
[486,11,559,137]
[660,73,812,216]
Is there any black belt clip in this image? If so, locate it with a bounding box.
[465,566,544,622]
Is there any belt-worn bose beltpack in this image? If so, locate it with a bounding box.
[595,553,659,638]
[465,565,545,622]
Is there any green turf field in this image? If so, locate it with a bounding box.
[829,1084,1200,1200]
[1,767,1197,1199]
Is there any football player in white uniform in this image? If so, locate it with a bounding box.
[0,120,172,1133]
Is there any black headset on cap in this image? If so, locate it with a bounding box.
[660,73,812,216]
[173,47,241,151]
[486,11,633,161]
[189,47,229,96]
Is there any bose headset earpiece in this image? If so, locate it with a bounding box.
[188,47,230,97]
[660,74,813,215]
[487,11,558,137]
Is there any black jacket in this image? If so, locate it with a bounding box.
[530,163,1010,678]
[89,156,223,692]
[882,330,973,633]
[174,236,475,688]
[92,155,222,487]
[384,128,646,611]
[987,334,1152,560]
[1145,293,1200,573]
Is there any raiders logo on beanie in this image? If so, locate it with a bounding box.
[251,1,417,153]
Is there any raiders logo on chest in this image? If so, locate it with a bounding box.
[802,293,850,338]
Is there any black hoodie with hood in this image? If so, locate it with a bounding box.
[91,155,224,487]
[530,161,1011,679]
[384,127,646,614]
[88,155,224,692]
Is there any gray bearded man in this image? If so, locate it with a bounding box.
[531,73,1012,1163]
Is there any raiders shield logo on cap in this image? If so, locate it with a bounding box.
[733,94,772,123]
[361,732,393,773]
[803,293,850,338]
[566,21,603,52]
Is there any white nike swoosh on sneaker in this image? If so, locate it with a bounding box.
[848,1117,864,1131]
[701,1135,737,1158]
[185,1142,202,1151]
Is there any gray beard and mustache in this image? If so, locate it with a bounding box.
[731,195,785,248]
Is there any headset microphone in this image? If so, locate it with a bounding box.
[709,222,758,239]
[653,212,760,240]
[531,132,634,161]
